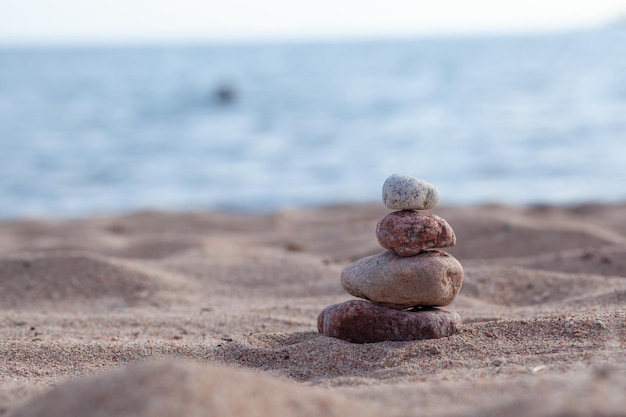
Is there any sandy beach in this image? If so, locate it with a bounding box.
[1,202,625,416]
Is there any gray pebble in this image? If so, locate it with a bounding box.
[382,174,439,210]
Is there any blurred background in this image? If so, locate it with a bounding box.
[1,0,626,219]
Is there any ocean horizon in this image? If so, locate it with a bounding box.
[1,29,626,219]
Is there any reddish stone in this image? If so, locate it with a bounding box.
[376,211,456,256]
[317,300,462,343]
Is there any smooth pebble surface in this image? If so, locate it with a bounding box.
[376,211,456,256]
[317,300,463,343]
[341,250,464,309]
[382,174,440,210]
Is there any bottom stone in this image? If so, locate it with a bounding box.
[317,300,462,343]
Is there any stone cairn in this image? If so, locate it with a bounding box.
[318,174,464,343]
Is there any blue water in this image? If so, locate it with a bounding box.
[1,30,626,219]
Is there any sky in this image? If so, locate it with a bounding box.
[0,0,625,45]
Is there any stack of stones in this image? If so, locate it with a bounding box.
[318,174,464,343]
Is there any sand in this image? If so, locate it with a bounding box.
[0,203,624,416]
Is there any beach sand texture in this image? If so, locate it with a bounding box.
[1,203,625,416]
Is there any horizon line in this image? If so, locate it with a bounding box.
[0,24,615,49]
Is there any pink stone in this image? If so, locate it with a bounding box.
[317,300,462,343]
[341,250,463,309]
[376,211,456,256]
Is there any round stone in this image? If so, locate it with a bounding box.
[376,211,456,256]
[318,300,462,343]
[382,174,439,210]
[341,250,463,309]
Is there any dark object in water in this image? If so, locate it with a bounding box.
[214,84,235,104]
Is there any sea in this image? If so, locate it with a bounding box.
[1,29,626,219]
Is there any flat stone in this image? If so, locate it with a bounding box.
[376,211,456,256]
[341,250,463,309]
[382,174,439,210]
[318,300,462,343]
